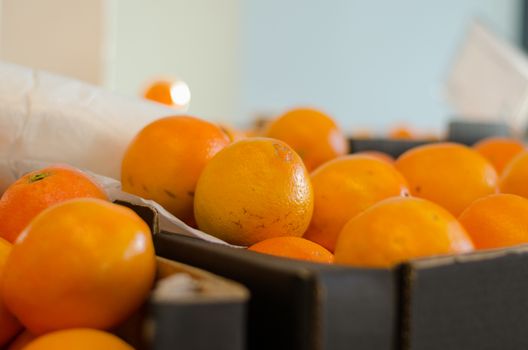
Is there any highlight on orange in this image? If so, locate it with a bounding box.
[248,236,333,264]
[143,78,191,108]
[473,137,525,174]
[334,197,474,268]
[459,194,528,250]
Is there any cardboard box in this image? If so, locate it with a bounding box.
[116,256,248,350]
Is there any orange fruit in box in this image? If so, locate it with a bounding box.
[121,116,230,225]
[248,236,333,264]
[473,137,524,174]
[354,150,394,164]
[395,143,498,216]
[194,138,313,246]
[264,108,349,171]
[1,199,156,334]
[23,329,133,350]
[304,155,409,252]
[0,165,107,243]
[459,194,528,249]
[334,197,474,268]
[0,238,21,347]
[500,151,528,198]
[389,126,413,139]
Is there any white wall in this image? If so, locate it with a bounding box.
[110,0,241,123]
[241,0,522,132]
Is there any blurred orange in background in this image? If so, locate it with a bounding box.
[143,79,191,109]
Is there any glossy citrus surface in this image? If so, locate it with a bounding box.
[395,143,498,215]
[500,151,528,198]
[2,199,156,334]
[194,138,314,246]
[0,165,107,243]
[459,194,528,249]
[121,116,230,225]
[264,108,349,171]
[248,236,333,263]
[473,137,524,174]
[304,155,409,252]
[334,197,474,267]
[23,329,133,350]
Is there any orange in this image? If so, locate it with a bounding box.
[248,236,333,263]
[334,197,474,267]
[1,199,156,334]
[121,116,230,225]
[0,238,21,346]
[354,151,394,164]
[194,138,314,246]
[459,194,528,249]
[23,329,133,350]
[264,108,349,171]
[219,124,245,142]
[143,79,190,108]
[395,142,498,215]
[473,137,524,174]
[304,155,409,252]
[500,151,528,198]
[0,165,107,243]
[6,330,36,350]
[389,126,413,139]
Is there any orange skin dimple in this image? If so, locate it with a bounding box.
[0,165,108,243]
[23,329,133,350]
[0,238,22,347]
[395,142,498,216]
[265,108,349,171]
[194,138,314,246]
[304,155,409,252]
[473,137,524,174]
[459,194,528,250]
[248,236,333,264]
[1,199,156,335]
[121,116,230,225]
[334,197,474,268]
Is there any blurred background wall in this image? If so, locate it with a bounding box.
[0,0,522,132]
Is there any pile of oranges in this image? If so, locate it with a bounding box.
[120,108,528,269]
[0,166,155,349]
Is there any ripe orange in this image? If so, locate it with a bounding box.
[0,238,21,347]
[459,194,528,249]
[121,116,230,225]
[194,138,314,246]
[354,151,394,164]
[304,155,409,252]
[6,330,36,350]
[23,329,133,350]
[0,165,107,243]
[473,137,524,174]
[264,108,349,171]
[248,236,333,264]
[334,197,474,267]
[389,126,413,139]
[219,124,245,142]
[395,143,498,215]
[1,199,156,334]
[143,79,190,108]
[500,151,528,198]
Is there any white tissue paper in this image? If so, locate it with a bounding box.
[0,61,233,246]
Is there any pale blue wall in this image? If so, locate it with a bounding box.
[241,0,521,133]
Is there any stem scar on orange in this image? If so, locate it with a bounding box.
[395,142,498,216]
[121,116,230,226]
[194,138,314,246]
[0,165,108,243]
[334,197,474,268]
[264,108,349,171]
[1,198,156,335]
